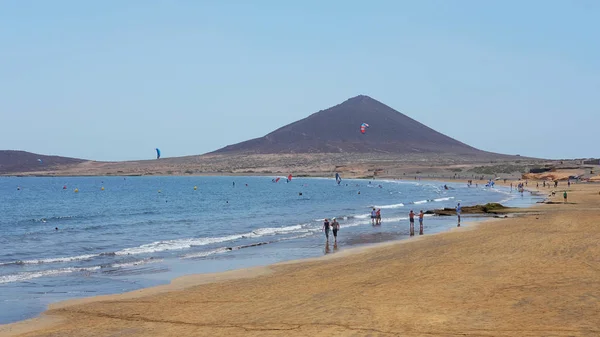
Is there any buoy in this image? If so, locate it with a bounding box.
[194,186,197,190]
[74,188,79,193]
[101,187,105,191]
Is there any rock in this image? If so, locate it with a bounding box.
[429,203,511,216]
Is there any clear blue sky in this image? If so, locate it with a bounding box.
[1,1,598,161]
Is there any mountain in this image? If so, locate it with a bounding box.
[0,151,86,174]
[212,95,496,156]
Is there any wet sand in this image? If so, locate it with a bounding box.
[2,183,600,337]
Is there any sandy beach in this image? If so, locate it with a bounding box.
[2,182,599,337]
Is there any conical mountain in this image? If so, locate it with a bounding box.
[212,95,491,155]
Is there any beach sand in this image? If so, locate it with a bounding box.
[2,183,600,337]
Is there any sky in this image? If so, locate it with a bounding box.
[1,0,598,161]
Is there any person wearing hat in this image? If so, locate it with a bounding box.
[331,217,340,243]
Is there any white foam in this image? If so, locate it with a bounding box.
[115,224,310,256]
[0,266,101,284]
[433,197,455,202]
[182,232,317,260]
[354,213,372,219]
[373,203,404,209]
[252,225,303,236]
[413,200,428,205]
[110,259,163,269]
[115,233,247,255]
[0,254,98,266]
[383,216,410,222]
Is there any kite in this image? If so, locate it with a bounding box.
[360,123,369,134]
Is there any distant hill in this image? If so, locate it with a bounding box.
[212,95,503,157]
[0,151,85,174]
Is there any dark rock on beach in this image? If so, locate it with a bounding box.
[426,203,511,216]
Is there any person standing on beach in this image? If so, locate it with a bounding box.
[331,217,340,243]
[371,208,377,225]
[323,218,331,242]
[376,208,381,225]
[563,191,568,203]
[419,210,424,235]
[409,210,415,236]
[456,203,462,226]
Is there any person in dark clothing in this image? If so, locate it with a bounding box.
[323,219,331,242]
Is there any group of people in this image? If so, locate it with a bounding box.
[323,208,431,243]
[322,217,341,243]
[371,208,382,225]
[408,210,426,235]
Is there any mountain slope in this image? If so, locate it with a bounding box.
[212,95,492,155]
[0,151,86,174]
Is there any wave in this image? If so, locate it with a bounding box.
[182,247,233,259]
[108,258,163,269]
[115,233,247,255]
[0,266,101,284]
[373,203,404,209]
[1,224,315,267]
[0,254,98,267]
[115,224,312,256]
[433,197,455,202]
[377,198,447,208]
[0,258,163,284]
[182,233,316,260]
[251,224,304,236]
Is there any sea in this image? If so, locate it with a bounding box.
[0,176,543,324]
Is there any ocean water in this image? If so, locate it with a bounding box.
[0,176,542,324]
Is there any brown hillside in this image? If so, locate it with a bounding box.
[212,95,506,157]
[0,150,85,174]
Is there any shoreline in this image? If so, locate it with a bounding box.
[0,214,510,337]
[0,184,543,336]
[5,184,597,335]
